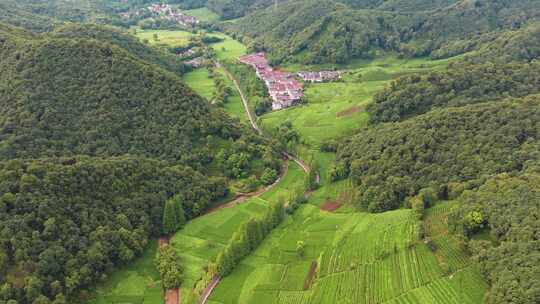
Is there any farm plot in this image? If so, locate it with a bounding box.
[182,68,215,100]
[88,240,162,304]
[209,198,487,304]
[172,162,305,302]
[260,56,452,147]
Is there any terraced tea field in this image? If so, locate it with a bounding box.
[208,200,487,304]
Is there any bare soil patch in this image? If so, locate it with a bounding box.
[337,106,362,117]
[158,236,170,248]
[321,201,342,212]
[165,288,180,304]
[303,261,317,290]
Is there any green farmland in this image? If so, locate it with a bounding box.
[88,240,162,304]
[174,161,306,303]
[182,68,215,100]
[134,29,245,60]
[260,56,452,147]
[208,200,487,304]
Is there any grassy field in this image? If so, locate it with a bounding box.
[184,7,220,22]
[182,68,215,100]
[208,33,247,60]
[135,28,198,48]
[88,240,162,304]
[174,162,306,303]
[208,198,487,304]
[260,56,451,147]
[182,67,247,123]
[216,68,248,123]
[134,29,245,61]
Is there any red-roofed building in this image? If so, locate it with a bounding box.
[239,53,303,110]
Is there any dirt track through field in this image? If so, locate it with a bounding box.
[196,62,318,304]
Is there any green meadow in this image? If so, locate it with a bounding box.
[208,33,247,60]
[182,68,215,100]
[260,56,452,147]
[88,240,162,304]
[184,7,220,22]
[182,67,247,123]
[134,29,246,60]
[174,162,306,303]
[135,28,197,48]
[208,196,487,304]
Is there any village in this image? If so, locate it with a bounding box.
[239,53,341,110]
[119,3,200,27]
[147,3,199,26]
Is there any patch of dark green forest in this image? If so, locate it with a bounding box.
[224,0,540,64]
[0,22,282,304]
[333,19,540,301]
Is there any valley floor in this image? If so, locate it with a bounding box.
[88,30,487,304]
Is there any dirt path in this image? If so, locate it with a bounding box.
[204,159,289,215]
[220,63,315,178]
[199,276,221,304]
[196,62,317,304]
[218,62,262,135]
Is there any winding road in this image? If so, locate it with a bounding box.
[194,63,319,304]
[219,63,313,176]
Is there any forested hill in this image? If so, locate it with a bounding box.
[0,156,227,304]
[50,24,187,75]
[0,23,281,304]
[0,0,129,32]
[0,25,226,167]
[333,12,540,302]
[224,0,540,64]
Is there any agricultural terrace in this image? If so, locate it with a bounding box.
[172,162,306,303]
[208,200,487,304]
[260,56,452,147]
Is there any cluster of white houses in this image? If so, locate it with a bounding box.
[297,71,341,82]
[239,53,304,110]
[147,4,199,26]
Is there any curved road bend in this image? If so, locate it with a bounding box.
[196,63,320,304]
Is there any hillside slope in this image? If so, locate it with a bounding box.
[225,0,540,64]
[0,25,244,167]
[50,24,188,75]
[0,23,281,304]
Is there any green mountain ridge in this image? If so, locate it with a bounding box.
[224,0,540,64]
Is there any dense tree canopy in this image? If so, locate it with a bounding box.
[225,0,540,64]
[0,156,226,303]
[0,22,280,304]
[50,24,187,75]
[367,61,540,123]
[337,98,540,212]
[450,170,540,304]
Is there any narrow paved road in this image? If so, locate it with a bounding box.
[196,63,319,304]
[218,63,262,135]
[219,62,314,177]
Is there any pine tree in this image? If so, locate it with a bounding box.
[171,196,186,230]
[162,200,178,235]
